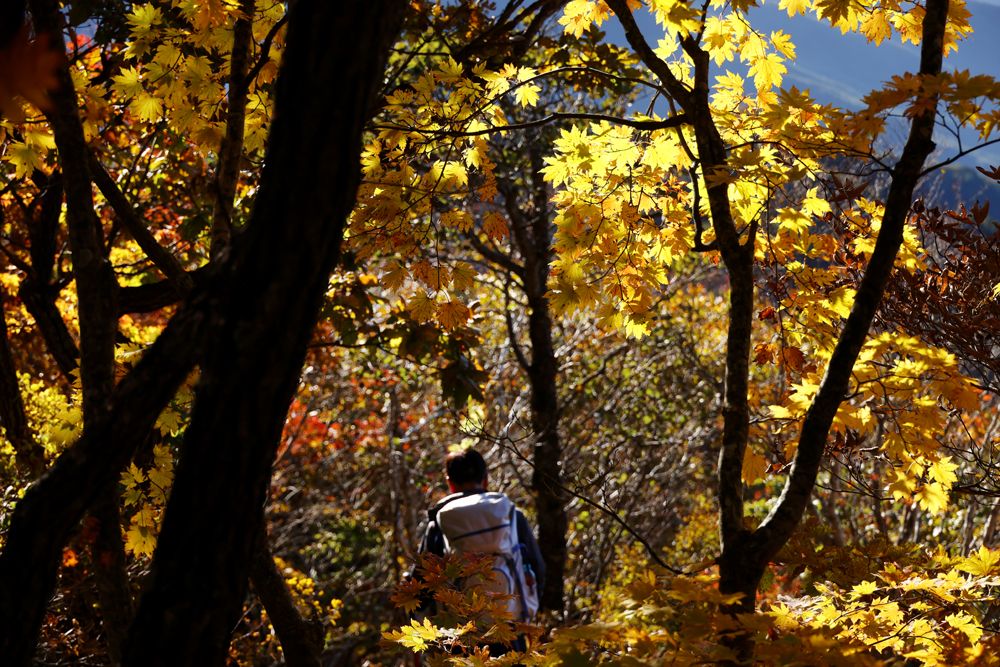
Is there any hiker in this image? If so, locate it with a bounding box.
[416,448,544,654]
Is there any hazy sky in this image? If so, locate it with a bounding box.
[602,0,1000,166]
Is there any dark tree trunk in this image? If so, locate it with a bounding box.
[90,494,134,665]
[18,277,80,378]
[209,0,255,260]
[0,292,46,476]
[0,282,211,665]
[121,2,405,663]
[27,0,134,659]
[18,171,80,378]
[526,290,567,613]
[250,528,323,667]
[519,150,567,612]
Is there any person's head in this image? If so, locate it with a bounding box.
[445,448,487,492]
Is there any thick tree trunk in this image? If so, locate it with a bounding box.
[121,3,405,664]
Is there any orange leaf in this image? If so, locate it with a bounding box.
[0,26,62,120]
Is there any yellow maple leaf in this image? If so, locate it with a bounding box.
[482,211,508,241]
[742,449,768,483]
[437,57,464,82]
[127,3,164,39]
[130,93,163,122]
[451,262,477,292]
[928,457,958,487]
[112,65,145,98]
[441,210,473,233]
[559,0,611,38]
[514,82,541,108]
[958,546,1000,576]
[914,481,949,514]
[860,10,893,45]
[770,30,796,60]
[945,612,983,646]
[748,53,787,93]
[778,0,811,16]
[383,262,409,291]
[850,580,878,598]
[125,523,158,557]
[5,142,45,179]
[407,290,437,323]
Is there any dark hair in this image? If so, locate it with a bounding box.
[445,448,487,486]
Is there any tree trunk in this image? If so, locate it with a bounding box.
[503,146,567,612]
[520,150,567,611]
[27,0,135,659]
[0,283,211,665]
[121,3,405,663]
[250,529,323,667]
[0,291,45,476]
[606,2,950,660]
[90,494,134,665]
[209,0,255,260]
[716,0,949,632]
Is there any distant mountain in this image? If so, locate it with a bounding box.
[598,2,1000,217]
[744,1,1000,167]
[919,165,1000,213]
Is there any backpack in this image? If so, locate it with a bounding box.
[435,491,539,622]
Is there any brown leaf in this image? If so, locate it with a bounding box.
[0,26,62,120]
[782,346,805,372]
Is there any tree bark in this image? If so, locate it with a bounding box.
[121,3,405,663]
[209,0,255,259]
[28,0,135,660]
[250,528,323,667]
[508,148,567,612]
[748,0,948,581]
[19,171,80,379]
[0,291,45,475]
[0,279,212,665]
[606,0,950,653]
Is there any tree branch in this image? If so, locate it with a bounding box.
[88,154,192,289]
[755,0,950,564]
[210,0,255,259]
[604,0,692,107]
[374,111,688,139]
[0,292,45,476]
[242,14,287,90]
[0,271,216,664]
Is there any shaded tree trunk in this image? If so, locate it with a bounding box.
[519,150,567,612]
[0,291,45,476]
[27,0,134,659]
[121,2,405,663]
[0,275,213,665]
[250,527,323,667]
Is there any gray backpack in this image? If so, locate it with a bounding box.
[436,492,539,622]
